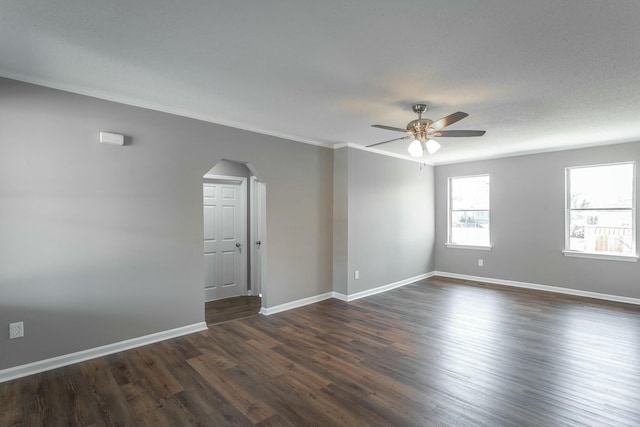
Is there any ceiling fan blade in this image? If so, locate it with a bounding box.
[372,124,410,133]
[431,111,469,131]
[432,130,486,137]
[367,135,412,148]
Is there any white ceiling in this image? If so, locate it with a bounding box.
[2,1,640,164]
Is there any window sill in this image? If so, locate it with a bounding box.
[562,250,639,262]
[445,243,492,251]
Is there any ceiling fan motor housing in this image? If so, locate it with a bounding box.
[408,104,433,134]
[406,118,433,133]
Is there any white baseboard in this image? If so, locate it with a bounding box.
[433,271,640,306]
[331,291,349,301]
[0,322,208,384]
[335,272,435,302]
[262,272,435,314]
[260,292,334,315]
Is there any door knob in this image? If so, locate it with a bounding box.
[236,243,241,248]
[256,240,262,246]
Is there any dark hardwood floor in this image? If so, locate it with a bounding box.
[205,296,262,326]
[2,276,640,426]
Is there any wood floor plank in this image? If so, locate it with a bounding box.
[119,348,184,399]
[78,357,138,427]
[187,356,275,424]
[159,346,253,426]
[2,276,640,426]
[205,296,261,325]
[0,375,22,426]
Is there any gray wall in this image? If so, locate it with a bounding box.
[345,148,435,294]
[0,78,333,370]
[434,142,640,299]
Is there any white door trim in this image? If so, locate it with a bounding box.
[250,176,257,296]
[203,173,246,185]
[257,180,267,306]
[249,177,266,297]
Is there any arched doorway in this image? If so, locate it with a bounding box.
[202,159,266,324]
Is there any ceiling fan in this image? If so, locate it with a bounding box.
[368,104,485,157]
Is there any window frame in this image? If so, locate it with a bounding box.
[563,161,638,262]
[446,174,492,250]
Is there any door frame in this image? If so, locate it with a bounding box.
[249,176,266,297]
[203,174,247,301]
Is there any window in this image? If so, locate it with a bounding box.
[565,162,636,260]
[448,174,490,248]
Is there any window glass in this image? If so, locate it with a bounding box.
[567,163,635,256]
[451,175,490,210]
[449,175,490,247]
[569,164,633,209]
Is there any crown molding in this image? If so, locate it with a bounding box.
[10,73,629,167]
[0,73,331,148]
[431,138,640,166]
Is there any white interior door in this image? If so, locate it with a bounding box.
[203,177,247,301]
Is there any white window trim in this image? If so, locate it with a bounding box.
[445,243,492,251]
[562,250,638,262]
[447,174,491,247]
[564,161,637,259]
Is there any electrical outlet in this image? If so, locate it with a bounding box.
[354,270,360,280]
[478,259,484,267]
[9,321,24,339]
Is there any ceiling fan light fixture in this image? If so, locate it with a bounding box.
[426,138,441,154]
[408,138,423,157]
[368,104,485,155]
